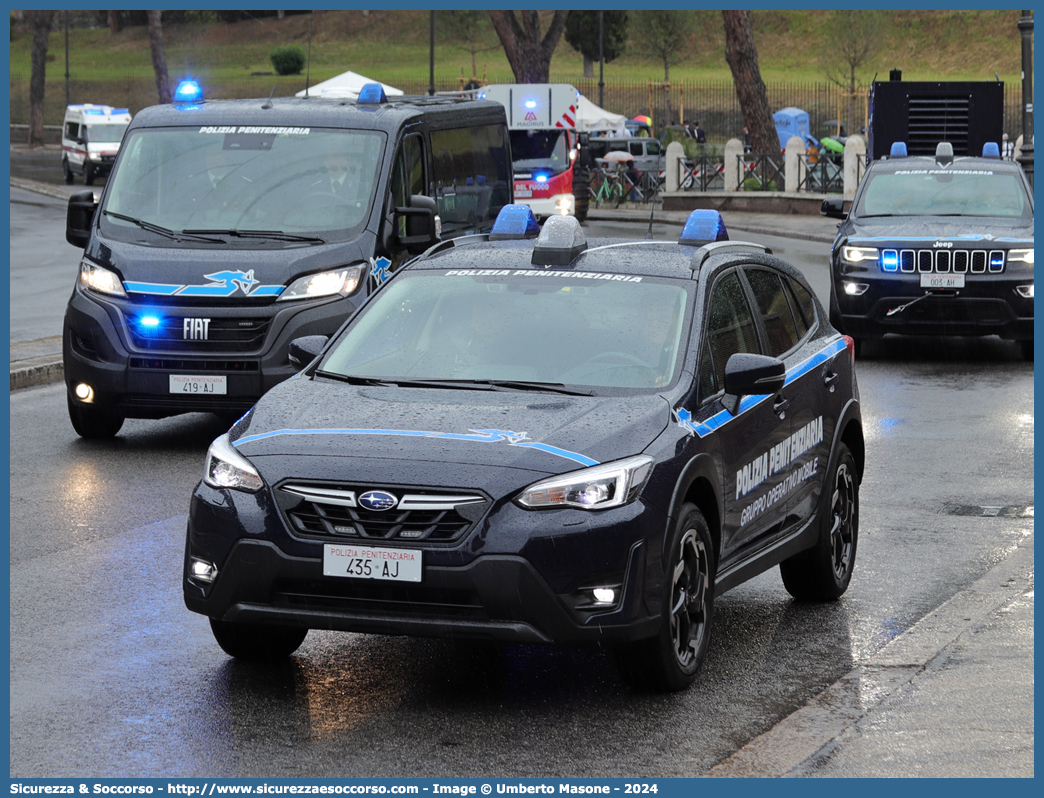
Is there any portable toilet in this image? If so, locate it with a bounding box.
[772,107,810,150]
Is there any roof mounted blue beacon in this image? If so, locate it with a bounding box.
[173,80,204,104]
[357,82,388,104]
[889,142,908,158]
[679,209,729,247]
[489,204,540,240]
[982,142,1001,158]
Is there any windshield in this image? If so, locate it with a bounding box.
[84,124,128,144]
[510,129,570,175]
[320,270,692,392]
[855,169,1031,218]
[103,127,384,242]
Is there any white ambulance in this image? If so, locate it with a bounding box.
[62,104,132,185]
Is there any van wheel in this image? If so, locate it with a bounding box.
[572,169,590,223]
[62,159,74,185]
[83,163,95,186]
[67,395,124,439]
[210,619,308,660]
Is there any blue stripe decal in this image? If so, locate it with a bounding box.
[124,281,182,295]
[233,426,600,467]
[677,337,848,439]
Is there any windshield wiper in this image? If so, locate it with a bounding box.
[472,380,593,396]
[182,228,326,244]
[313,372,496,391]
[103,211,224,243]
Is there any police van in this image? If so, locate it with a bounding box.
[62,104,133,185]
[63,80,513,438]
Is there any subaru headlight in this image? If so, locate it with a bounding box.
[277,265,362,301]
[1008,248,1034,267]
[203,434,263,492]
[516,455,654,511]
[841,246,879,265]
[79,258,127,298]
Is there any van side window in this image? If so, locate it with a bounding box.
[390,134,425,238]
[646,141,661,156]
[430,124,512,234]
[629,142,642,157]
[65,122,79,140]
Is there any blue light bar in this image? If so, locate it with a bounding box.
[990,252,1005,272]
[137,314,162,332]
[890,142,908,158]
[83,108,104,115]
[881,250,899,272]
[982,142,1001,158]
[525,100,537,109]
[358,83,388,104]
[489,204,540,240]
[535,174,548,183]
[679,210,729,246]
[174,80,204,103]
[113,108,129,115]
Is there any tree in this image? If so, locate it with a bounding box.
[27,10,55,149]
[488,11,570,84]
[564,11,628,80]
[146,10,171,104]
[821,10,888,133]
[438,10,499,80]
[630,10,694,82]
[722,10,778,155]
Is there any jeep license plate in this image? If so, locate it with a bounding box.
[323,544,422,582]
[169,375,227,394]
[920,274,965,289]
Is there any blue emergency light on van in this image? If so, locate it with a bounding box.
[357,83,387,104]
[679,210,729,247]
[173,80,204,104]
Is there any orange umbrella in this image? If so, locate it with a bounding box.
[632,115,653,126]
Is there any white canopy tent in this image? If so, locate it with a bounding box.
[574,94,628,135]
[295,70,403,100]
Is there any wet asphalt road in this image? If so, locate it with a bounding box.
[8,193,1033,776]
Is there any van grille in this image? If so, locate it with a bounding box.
[127,316,270,352]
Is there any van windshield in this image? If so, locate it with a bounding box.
[509,129,570,176]
[102,127,385,243]
[84,124,128,144]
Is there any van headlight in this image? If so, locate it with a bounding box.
[516,455,654,510]
[277,265,363,301]
[203,434,263,492]
[79,258,127,298]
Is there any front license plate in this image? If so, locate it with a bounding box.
[169,374,227,394]
[515,189,533,198]
[323,543,422,582]
[921,274,965,289]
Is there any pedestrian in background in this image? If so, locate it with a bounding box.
[693,120,707,145]
[1002,133,1015,160]
[743,126,752,153]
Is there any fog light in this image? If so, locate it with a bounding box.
[1016,284,1034,299]
[844,282,869,296]
[74,383,94,402]
[591,588,616,605]
[189,557,218,584]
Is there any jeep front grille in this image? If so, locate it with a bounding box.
[881,249,1005,275]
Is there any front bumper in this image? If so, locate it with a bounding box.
[832,269,1033,340]
[64,286,357,418]
[183,481,669,646]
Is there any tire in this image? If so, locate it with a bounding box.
[572,169,590,223]
[209,618,308,660]
[780,443,858,601]
[616,504,715,692]
[62,158,74,185]
[83,162,94,186]
[1019,339,1033,362]
[67,395,125,439]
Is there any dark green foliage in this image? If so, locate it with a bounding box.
[270,45,306,76]
[564,11,628,64]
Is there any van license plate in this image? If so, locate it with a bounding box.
[515,189,533,198]
[323,544,422,582]
[921,274,965,289]
[169,375,227,394]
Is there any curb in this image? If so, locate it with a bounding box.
[702,534,1034,777]
[10,359,64,392]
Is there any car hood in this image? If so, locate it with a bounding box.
[839,216,1034,247]
[230,375,671,478]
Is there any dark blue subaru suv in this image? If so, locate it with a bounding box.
[183,208,864,691]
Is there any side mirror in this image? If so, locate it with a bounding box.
[722,353,786,416]
[66,190,98,248]
[288,335,329,371]
[820,197,847,219]
[395,194,440,255]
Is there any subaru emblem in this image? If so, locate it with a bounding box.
[359,490,398,512]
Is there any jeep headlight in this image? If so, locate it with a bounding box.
[516,455,654,510]
[79,258,127,298]
[203,434,263,492]
[1008,248,1034,267]
[277,265,363,301]
[841,246,879,265]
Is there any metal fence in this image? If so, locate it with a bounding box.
[10,73,1027,145]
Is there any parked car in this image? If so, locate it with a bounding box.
[184,207,864,692]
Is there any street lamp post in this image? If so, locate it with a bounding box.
[428,11,435,96]
[598,11,604,109]
[1017,10,1033,186]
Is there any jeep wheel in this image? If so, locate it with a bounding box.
[67,395,124,439]
[616,504,714,692]
[781,443,858,600]
[210,618,308,660]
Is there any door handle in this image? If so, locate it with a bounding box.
[823,371,839,392]
[773,394,790,419]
